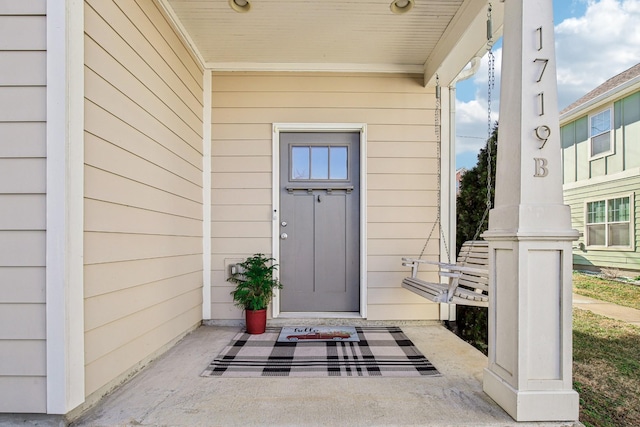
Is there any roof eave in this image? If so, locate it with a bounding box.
[560,76,640,124]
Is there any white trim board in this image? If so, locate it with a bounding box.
[563,167,640,191]
[208,62,424,74]
[271,123,368,319]
[46,0,85,414]
[202,70,212,320]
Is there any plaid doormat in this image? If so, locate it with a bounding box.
[201,326,440,377]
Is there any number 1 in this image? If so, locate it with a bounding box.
[536,27,543,51]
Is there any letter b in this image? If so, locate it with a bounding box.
[534,158,549,177]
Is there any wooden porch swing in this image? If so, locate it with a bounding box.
[402,241,489,307]
[401,4,495,308]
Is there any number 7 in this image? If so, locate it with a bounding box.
[534,58,549,83]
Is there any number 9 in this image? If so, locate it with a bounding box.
[535,125,551,149]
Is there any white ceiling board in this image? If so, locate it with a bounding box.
[162,0,499,81]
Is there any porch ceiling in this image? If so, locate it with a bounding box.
[162,0,501,85]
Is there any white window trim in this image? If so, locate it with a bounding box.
[588,105,614,160]
[584,193,635,251]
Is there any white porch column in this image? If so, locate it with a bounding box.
[482,0,579,422]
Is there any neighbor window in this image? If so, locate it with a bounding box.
[589,108,613,158]
[586,195,632,248]
[291,145,348,180]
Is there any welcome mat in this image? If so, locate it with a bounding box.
[277,326,360,342]
[201,326,440,377]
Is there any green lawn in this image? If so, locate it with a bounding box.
[573,309,640,427]
[572,272,640,427]
[573,272,640,310]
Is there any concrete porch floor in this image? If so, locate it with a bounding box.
[59,322,580,427]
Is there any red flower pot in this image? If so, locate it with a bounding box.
[245,308,267,334]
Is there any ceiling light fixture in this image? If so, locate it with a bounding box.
[390,0,414,14]
[229,0,251,13]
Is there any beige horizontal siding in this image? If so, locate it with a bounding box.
[0,267,45,303]
[0,4,46,412]
[0,122,46,157]
[211,205,273,222]
[0,303,45,340]
[0,51,46,85]
[368,271,437,288]
[211,72,439,321]
[0,195,46,230]
[84,72,202,168]
[0,87,46,122]
[85,101,202,183]
[83,0,204,398]
[85,133,202,202]
[213,91,432,109]
[0,377,46,413]
[212,107,434,126]
[85,166,202,220]
[84,254,202,298]
[0,16,45,50]
[0,231,45,267]
[0,0,45,15]
[0,158,46,193]
[84,233,202,265]
[368,206,437,223]
[0,340,46,376]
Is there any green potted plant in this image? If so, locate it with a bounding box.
[228,253,283,334]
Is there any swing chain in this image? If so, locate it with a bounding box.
[486,3,495,214]
[461,3,495,264]
[419,75,450,263]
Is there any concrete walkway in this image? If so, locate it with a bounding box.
[573,293,640,327]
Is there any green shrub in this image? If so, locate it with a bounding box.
[454,125,496,352]
[456,306,488,355]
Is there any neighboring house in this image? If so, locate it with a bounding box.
[561,63,640,274]
[0,0,578,423]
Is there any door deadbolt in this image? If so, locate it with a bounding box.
[280,233,288,240]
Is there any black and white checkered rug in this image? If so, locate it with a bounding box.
[201,326,440,377]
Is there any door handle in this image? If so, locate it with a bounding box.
[280,233,288,240]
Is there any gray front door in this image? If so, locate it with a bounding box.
[279,132,360,312]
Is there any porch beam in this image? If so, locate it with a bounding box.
[424,0,504,87]
[482,0,579,422]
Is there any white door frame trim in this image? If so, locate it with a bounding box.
[271,123,368,319]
